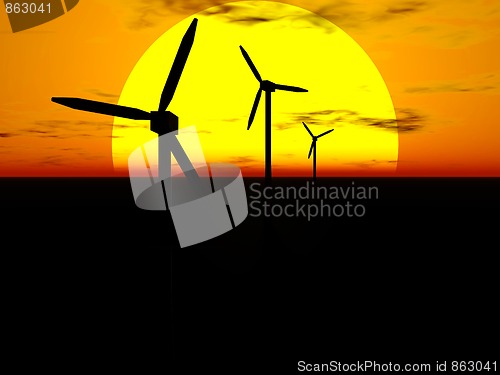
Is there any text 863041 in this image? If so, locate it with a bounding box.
[5,3,51,14]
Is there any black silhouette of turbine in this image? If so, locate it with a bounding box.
[52,18,200,182]
[240,45,307,183]
[303,122,334,181]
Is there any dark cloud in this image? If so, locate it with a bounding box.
[35,119,112,127]
[278,107,424,132]
[358,108,425,132]
[127,6,169,29]
[307,109,357,116]
[274,123,295,131]
[160,0,226,14]
[276,109,359,130]
[84,89,120,99]
[357,117,396,130]
[385,1,428,15]
[126,0,226,29]
[312,2,364,30]
[126,0,336,32]
[221,117,242,123]
[312,0,429,30]
[0,132,15,138]
[227,155,258,166]
[112,123,143,129]
[201,3,283,24]
[344,159,398,168]
[278,153,295,158]
[395,109,425,132]
[19,120,118,139]
[122,0,496,50]
[406,83,497,94]
[200,2,336,32]
[227,16,280,25]
[40,155,67,167]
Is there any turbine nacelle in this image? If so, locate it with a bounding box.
[261,80,276,92]
[150,111,179,135]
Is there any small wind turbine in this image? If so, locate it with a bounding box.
[52,18,200,195]
[239,45,308,184]
[303,122,334,182]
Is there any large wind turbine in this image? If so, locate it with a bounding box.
[52,19,200,360]
[303,122,334,182]
[239,45,308,183]
[52,18,200,192]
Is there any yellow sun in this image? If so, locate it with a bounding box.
[112,1,398,177]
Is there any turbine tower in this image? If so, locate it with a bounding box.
[303,122,334,182]
[239,45,308,184]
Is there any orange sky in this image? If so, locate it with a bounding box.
[1,0,500,177]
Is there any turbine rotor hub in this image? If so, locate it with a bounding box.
[150,111,179,135]
[261,80,276,92]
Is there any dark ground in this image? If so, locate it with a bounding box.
[1,177,498,373]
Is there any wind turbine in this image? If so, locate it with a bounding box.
[52,18,200,196]
[303,122,334,182]
[52,18,200,361]
[239,45,308,184]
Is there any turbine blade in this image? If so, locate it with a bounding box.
[308,141,315,159]
[248,88,262,130]
[274,83,308,92]
[303,122,314,137]
[158,18,198,112]
[51,97,151,120]
[239,46,262,83]
[317,129,334,138]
